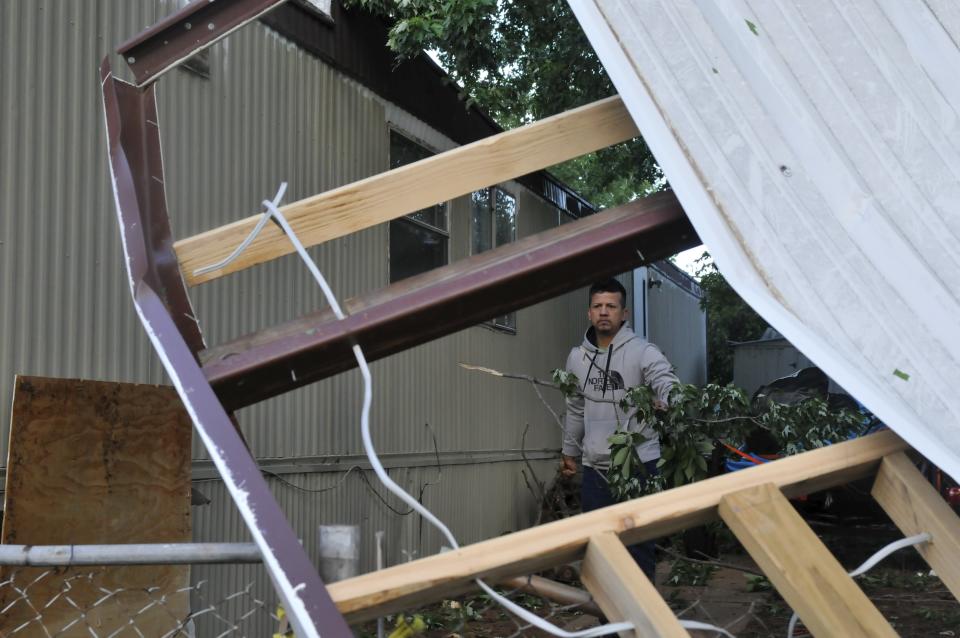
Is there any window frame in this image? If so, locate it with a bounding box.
[388,129,451,283]
[471,185,519,333]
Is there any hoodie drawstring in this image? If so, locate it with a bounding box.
[581,346,615,397]
[602,348,613,397]
[582,351,600,394]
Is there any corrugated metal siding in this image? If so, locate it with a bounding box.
[644,267,707,386]
[0,0,596,579]
[190,459,555,634]
[733,343,814,397]
[0,0,169,468]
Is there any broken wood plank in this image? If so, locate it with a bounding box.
[327,430,907,623]
[719,483,896,637]
[581,532,689,637]
[0,376,193,636]
[502,575,603,618]
[200,191,696,410]
[175,95,640,286]
[871,451,960,600]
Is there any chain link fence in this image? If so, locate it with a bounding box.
[0,563,764,638]
[0,566,283,638]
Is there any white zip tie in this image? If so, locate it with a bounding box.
[208,183,638,638]
[786,532,931,637]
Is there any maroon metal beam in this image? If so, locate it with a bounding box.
[100,59,352,637]
[117,0,288,86]
[200,190,698,411]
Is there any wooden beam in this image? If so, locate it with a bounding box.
[719,483,896,637]
[175,95,639,286]
[871,452,960,600]
[327,430,906,623]
[581,532,689,637]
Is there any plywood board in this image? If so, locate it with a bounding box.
[0,376,193,636]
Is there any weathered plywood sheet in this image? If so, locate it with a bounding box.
[571,0,960,480]
[0,376,193,636]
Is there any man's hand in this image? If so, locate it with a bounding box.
[560,454,578,478]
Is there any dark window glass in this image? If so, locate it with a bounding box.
[471,187,518,331]
[471,190,492,254]
[389,131,448,282]
[389,219,448,283]
[494,189,517,248]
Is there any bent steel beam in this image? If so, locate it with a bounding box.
[117,0,288,86]
[200,191,697,410]
[99,59,351,637]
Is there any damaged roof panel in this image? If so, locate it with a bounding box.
[571,0,960,478]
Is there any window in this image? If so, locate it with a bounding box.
[471,187,518,331]
[389,131,449,283]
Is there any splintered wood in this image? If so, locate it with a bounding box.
[0,376,193,636]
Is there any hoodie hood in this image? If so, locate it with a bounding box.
[582,322,639,353]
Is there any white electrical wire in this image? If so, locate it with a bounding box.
[201,183,735,638]
[847,532,931,578]
[786,532,931,638]
[192,183,289,277]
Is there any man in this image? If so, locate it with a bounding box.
[560,278,678,581]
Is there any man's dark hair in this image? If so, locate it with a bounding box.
[588,278,627,308]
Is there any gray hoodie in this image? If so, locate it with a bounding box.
[563,323,678,469]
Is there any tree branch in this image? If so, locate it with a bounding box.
[656,544,765,578]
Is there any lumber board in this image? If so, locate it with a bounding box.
[327,430,907,623]
[0,376,193,636]
[871,452,960,600]
[581,532,688,637]
[719,483,896,637]
[175,95,639,286]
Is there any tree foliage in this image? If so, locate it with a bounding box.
[695,253,769,384]
[343,0,661,207]
[553,372,874,502]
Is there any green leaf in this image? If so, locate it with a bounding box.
[608,432,628,446]
[612,446,629,466]
[695,455,708,473]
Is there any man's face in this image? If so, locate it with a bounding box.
[588,291,627,336]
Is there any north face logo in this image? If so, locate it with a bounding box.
[589,370,624,393]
